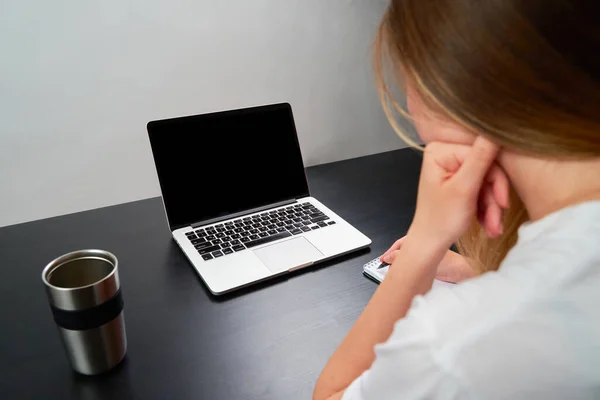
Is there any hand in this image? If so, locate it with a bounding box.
[408,136,510,250]
[380,237,476,283]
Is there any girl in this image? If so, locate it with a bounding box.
[314,1,600,399]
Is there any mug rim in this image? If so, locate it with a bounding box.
[42,249,118,292]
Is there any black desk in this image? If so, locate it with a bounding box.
[0,148,422,400]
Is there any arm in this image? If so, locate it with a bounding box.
[312,230,447,400]
[313,138,507,400]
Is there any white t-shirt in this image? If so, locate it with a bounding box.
[343,201,600,400]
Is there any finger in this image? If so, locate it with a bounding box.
[480,184,504,237]
[485,165,510,209]
[423,142,468,177]
[477,184,502,236]
[477,185,488,226]
[382,250,400,265]
[455,136,500,191]
[380,237,405,261]
[484,201,503,238]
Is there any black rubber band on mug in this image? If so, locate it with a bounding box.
[50,290,124,331]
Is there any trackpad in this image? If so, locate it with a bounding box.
[254,237,324,274]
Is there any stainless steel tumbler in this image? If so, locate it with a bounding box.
[41,249,127,375]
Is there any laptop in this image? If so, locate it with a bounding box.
[147,103,371,295]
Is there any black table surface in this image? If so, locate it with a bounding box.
[0,148,422,400]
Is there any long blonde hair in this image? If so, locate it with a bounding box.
[374,1,600,273]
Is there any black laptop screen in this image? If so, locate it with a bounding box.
[147,103,310,230]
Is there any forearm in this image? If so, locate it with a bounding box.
[313,232,448,400]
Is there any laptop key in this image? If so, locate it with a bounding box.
[198,245,221,255]
[250,229,259,234]
[241,237,250,243]
[245,231,292,248]
[223,248,234,255]
[195,241,213,249]
[202,254,213,261]
[250,234,259,240]
[191,237,206,244]
[291,229,303,235]
[310,215,330,223]
[232,244,246,252]
[328,221,336,225]
[221,242,230,249]
[277,227,286,233]
[311,226,320,230]
[212,251,223,258]
[225,230,234,235]
[216,233,225,238]
[301,226,311,232]
[234,228,244,233]
[317,222,328,228]
[294,223,304,228]
[259,232,268,238]
[231,239,241,245]
[206,235,216,241]
[231,234,241,239]
[267,229,277,235]
[285,225,295,231]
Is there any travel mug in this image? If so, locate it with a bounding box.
[41,249,127,375]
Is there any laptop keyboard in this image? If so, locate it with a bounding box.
[184,202,336,261]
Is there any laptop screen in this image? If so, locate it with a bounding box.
[147,103,310,230]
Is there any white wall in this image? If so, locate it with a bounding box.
[0,0,409,228]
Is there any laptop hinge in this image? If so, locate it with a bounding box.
[190,199,298,229]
